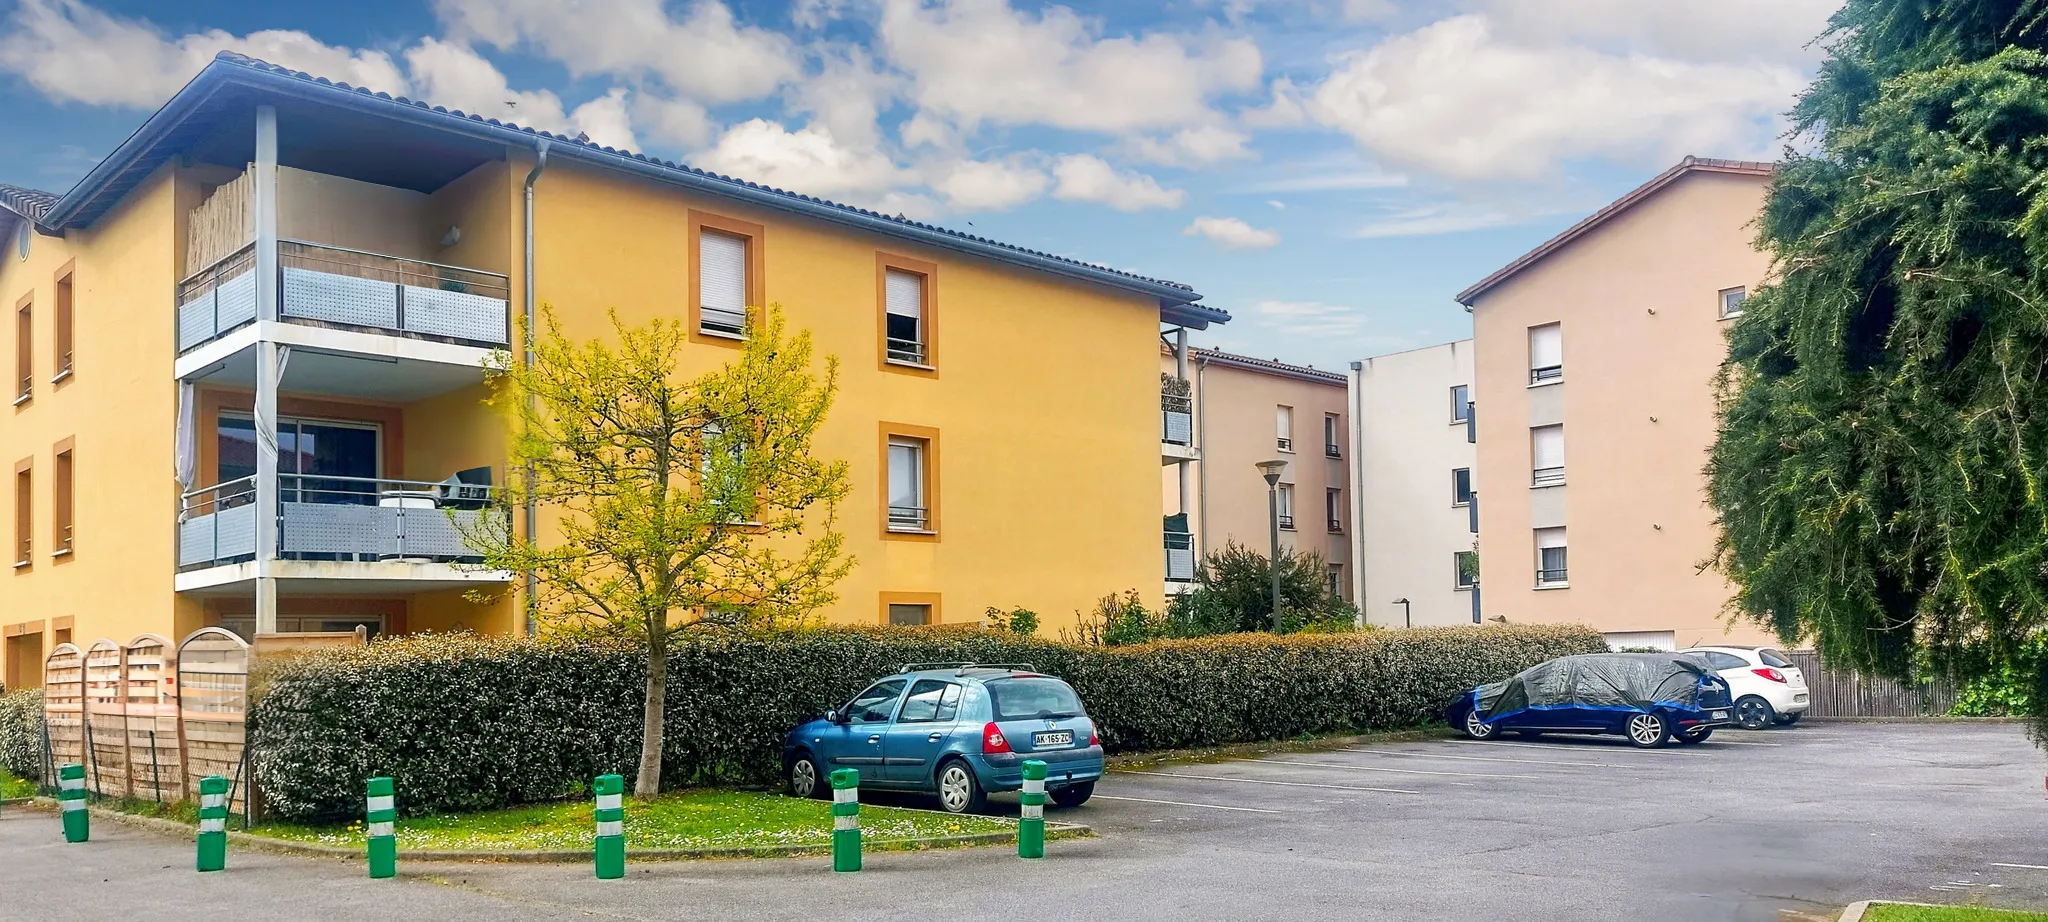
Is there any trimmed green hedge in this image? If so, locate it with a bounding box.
[0,688,43,783]
[249,624,1604,820]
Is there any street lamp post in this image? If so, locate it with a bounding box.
[1256,459,1288,633]
[1394,597,1411,629]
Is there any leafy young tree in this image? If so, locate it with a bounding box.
[474,304,854,796]
[1166,540,1357,636]
[1707,0,2048,740]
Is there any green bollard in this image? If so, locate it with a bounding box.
[365,776,397,879]
[57,763,88,843]
[196,776,229,872]
[1018,760,1047,859]
[593,774,625,880]
[830,768,861,872]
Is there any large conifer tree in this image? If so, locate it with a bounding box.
[1710,0,2048,739]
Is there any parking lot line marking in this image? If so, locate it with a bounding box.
[1438,740,1673,755]
[1091,794,1284,814]
[1118,769,1423,796]
[1344,749,1619,769]
[1699,739,1784,747]
[1249,757,1542,781]
[1992,863,2048,871]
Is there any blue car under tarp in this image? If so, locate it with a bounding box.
[1452,653,1734,747]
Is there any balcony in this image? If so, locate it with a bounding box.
[175,474,510,595]
[177,241,509,354]
[1161,384,1197,464]
[1164,529,1195,583]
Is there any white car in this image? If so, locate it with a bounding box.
[1683,646,1810,730]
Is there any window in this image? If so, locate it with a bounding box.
[700,422,752,523]
[689,211,763,343]
[219,413,379,503]
[1529,323,1562,384]
[895,680,962,722]
[1323,414,1341,457]
[1327,564,1344,598]
[887,603,932,626]
[1454,550,1478,589]
[1696,650,1748,671]
[844,679,907,723]
[52,439,71,557]
[1531,425,1565,486]
[1450,384,1471,423]
[986,677,1083,720]
[1536,527,1568,586]
[13,295,29,405]
[1276,483,1294,530]
[1276,405,1293,451]
[53,265,73,382]
[883,427,938,535]
[1452,468,1473,506]
[1326,487,1343,533]
[1720,287,1747,320]
[879,254,937,371]
[12,459,29,567]
[1759,648,1795,669]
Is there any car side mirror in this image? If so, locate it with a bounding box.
[826,708,845,725]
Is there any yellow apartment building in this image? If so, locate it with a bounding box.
[1458,157,1774,650]
[0,52,1226,687]
[1160,347,1351,603]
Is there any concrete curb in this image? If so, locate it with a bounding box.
[1836,899,1952,921]
[1107,727,1456,769]
[28,797,1091,864]
[1807,716,2023,724]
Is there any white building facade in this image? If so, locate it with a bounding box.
[1347,341,1479,628]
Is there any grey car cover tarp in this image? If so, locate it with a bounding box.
[1473,653,1711,718]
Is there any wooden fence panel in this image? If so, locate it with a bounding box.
[123,635,182,803]
[83,641,129,798]
[176,628,250,811]
[1788,651,1957,718]
[41,644,84,775]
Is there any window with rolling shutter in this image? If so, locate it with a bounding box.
[1531,425,1565,486]
[1535,527,1568,585]
[1529,323,1562,383]
[885,269,925,364]
[698,230,748,337]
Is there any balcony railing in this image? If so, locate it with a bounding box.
[887,337,928,365]
[176,241,511,353]
[1537,566,1569,585]
[1276,437,1293,452]
[178,474,501,570]
[1161,391,1194,446]
[1277,514,1295,530]
[1164,530,1195,582]
[1325,443,1341,458]
[1530,364,1563,384]
[1328,517,1343,533]
[887,504,930,532]
[1532,466,1566,487]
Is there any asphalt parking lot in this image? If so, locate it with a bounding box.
[7,722,2045,922]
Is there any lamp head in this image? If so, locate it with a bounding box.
[1255,459,1287,487]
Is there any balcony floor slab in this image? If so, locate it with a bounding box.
[175,559,514,597]
[176,321,496,402]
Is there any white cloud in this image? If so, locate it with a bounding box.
[1051,155,1186,211]
[1349,203,1517,238]
[1307,14,1807,181]
[876,0,1263,135]
[1475,0,1838,65]
[1342,0,1399,21]
[435,0,799,105]
[695,119,916,204]
[0,0,407,108]
[1125,125,1255,168]
[634,94,714,149]
[786,46,901,150]
[1252,299,1376,339]
[570,88,640,151]
[928,158,1048,211]
[404,39,640,149]
[1183,216,1281,250]
[1239,76,1308,129]
[1266,199,1284,209]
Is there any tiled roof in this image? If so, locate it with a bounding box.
[0,183,58,222]
[41,52,1216,323]
[1455,156,1776,306]
[1190,347,1347,386]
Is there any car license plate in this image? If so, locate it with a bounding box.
[1033,730,1074,748]
[1710,709,1730,720]
[1794,694,1808,703]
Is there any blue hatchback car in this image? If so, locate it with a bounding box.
[783,664,1104,814]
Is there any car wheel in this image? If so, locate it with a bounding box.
[787,752,827,799]
[1772,712,1802,727]
[1625,712,1669,748]
[1675,727,1712,745]
[1735,696,1776,731]
[935,759,987,815]
[1050,782,1095,808]
[1462,709,1500,740]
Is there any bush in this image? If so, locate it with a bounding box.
[0,688,43,783]
[1165,541,1357,636]
[1951,633,2046,718]
[249,623,1606,821]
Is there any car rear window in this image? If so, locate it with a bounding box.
[986,678,1084,721]
[1759,649,1794,668]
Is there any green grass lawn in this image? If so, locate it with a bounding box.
[251,789,1014,853]
[0,766,34,799]
[1864,905,2048,922]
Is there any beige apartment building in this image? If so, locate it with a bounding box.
[1346,340,1478,628]
[1458,157,1776,649]
[1161,348,1351,600]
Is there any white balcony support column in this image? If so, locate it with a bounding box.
[1174,327,1190,515]
[253,104,279,636]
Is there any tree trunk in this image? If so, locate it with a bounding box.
[635,631,666,798]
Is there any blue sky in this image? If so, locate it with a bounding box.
[0,0,1839,371]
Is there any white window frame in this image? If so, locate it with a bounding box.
[1450,384,1471,423]
[886,436,930,533]
[1719,286,1747,320]
[1529,323,1563,385]
[698,230,749,339]
[1531,425,1565,487]
[1452,468,1473,507]
[884,268,929,366]
[1454,550,1478,590]
[1276,483,1295,530]
[1276,405,1294,452]
[1535,527,1568,588]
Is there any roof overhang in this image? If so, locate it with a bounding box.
[1454,157,1776,307]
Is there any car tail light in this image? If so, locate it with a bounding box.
[1089,728,1100,747]
[1753,667,1787,683]
[982,722,1012,754]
